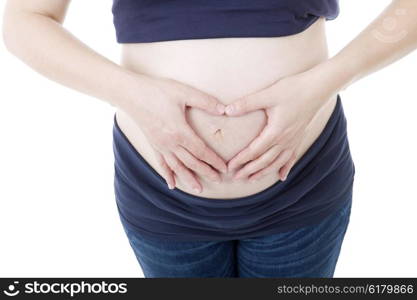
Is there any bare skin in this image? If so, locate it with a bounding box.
[3,0,417,199]
[115,18,338,198]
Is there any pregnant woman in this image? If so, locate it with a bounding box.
[3,0,417,277]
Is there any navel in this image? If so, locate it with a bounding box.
[214,128,223,139]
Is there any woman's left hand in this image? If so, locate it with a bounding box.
[224,62,339,182]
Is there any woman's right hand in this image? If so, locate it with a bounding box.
[121,75,228,193]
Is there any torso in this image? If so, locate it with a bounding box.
[115,18,337,199]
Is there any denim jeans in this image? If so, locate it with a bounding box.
[119,197,352,278]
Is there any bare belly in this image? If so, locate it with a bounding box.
[115,18,337,199]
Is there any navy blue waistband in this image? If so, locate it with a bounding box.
[112,95,355,241]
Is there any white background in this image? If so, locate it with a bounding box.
[0,0,416,277]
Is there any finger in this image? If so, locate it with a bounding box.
[227,126,276,171]
[278,152,298,181]
[174,146,222,183]
[181,128,227,173]
[154,151,176,189]
[164,151,203,193]
[233,145,281,180]
[184,92,225,115]
[224,87,276,116]
[248,148,294,182]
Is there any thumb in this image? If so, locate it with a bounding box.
[225,89,276,116]
[184,92,225,116]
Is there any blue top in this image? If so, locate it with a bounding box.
[112,96,355,241]
[112,0,339,43]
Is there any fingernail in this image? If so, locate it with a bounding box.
[193,187,201,193]
[216,103,225,114]
[168,184,174,189]
[225,105,234,115]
